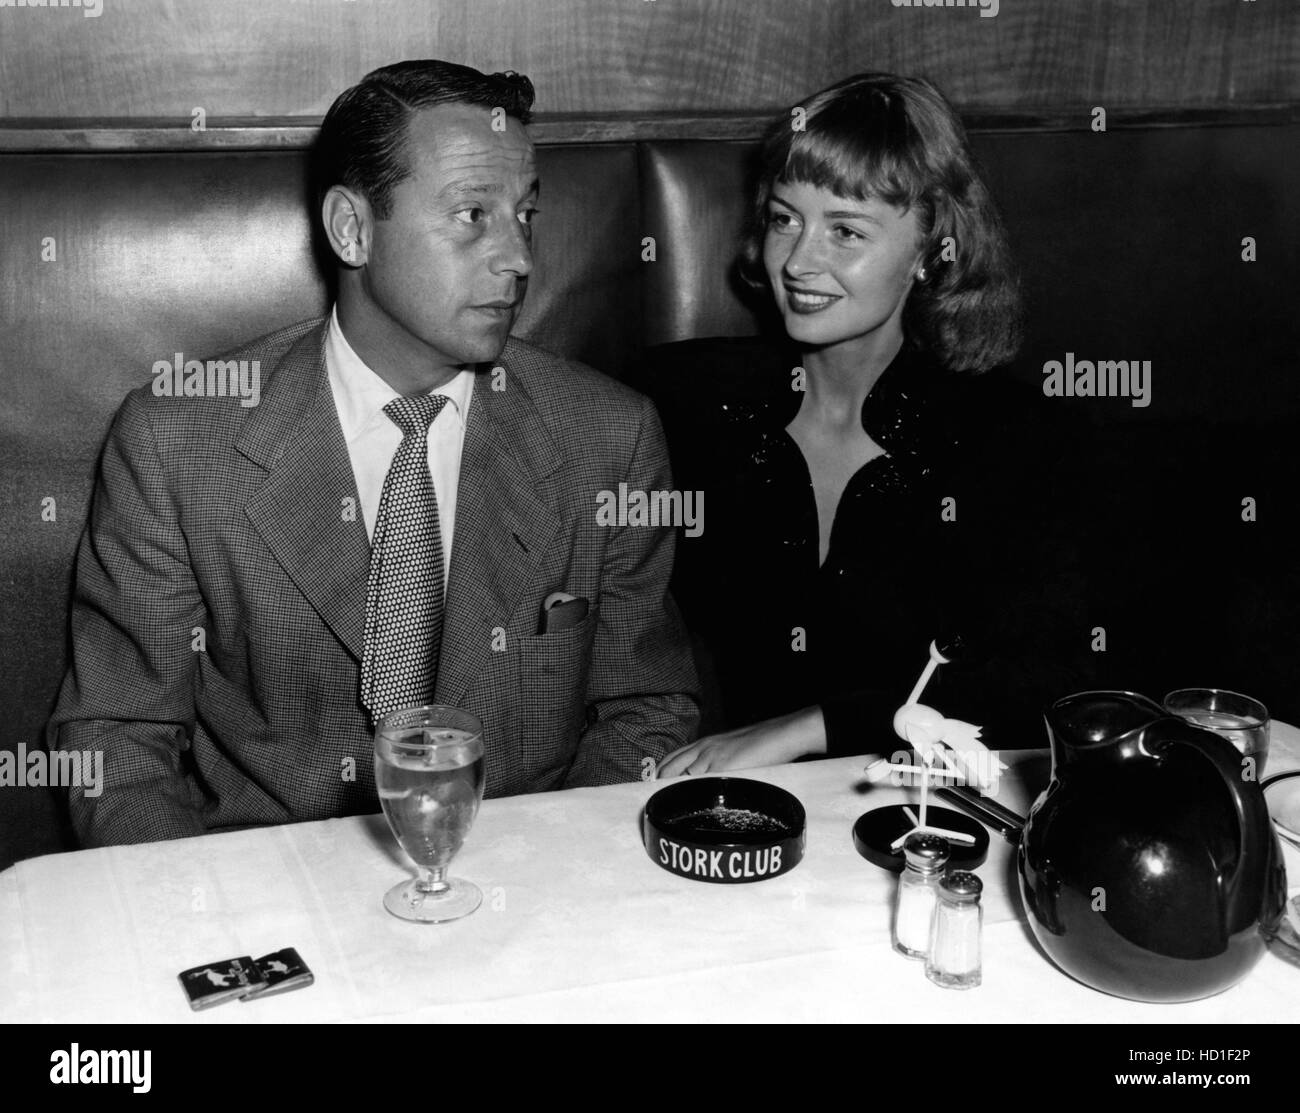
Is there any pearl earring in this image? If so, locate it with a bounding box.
[916,267,928,283]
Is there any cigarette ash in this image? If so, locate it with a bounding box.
[674,806,788,835]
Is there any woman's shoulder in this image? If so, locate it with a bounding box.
[900,349,1070,457]
[640,335,800,430]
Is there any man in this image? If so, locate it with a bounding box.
[48,60,699,846]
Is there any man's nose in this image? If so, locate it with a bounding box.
[489,216,533,278]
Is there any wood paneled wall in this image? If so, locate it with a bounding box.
[0,0,1293,120]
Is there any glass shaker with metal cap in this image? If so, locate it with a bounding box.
[926,870,983,988]
[892,833,950,958]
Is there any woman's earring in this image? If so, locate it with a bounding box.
[916,266,928,283]
[342,240,359,264]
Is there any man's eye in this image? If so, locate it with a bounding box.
[454,207,484,225]
[518,207,540,226]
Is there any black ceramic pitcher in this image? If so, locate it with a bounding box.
[1018,691,1286,1002]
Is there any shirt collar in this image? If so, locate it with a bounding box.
[326,305,474,443]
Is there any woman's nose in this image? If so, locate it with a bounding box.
[781,229,822,278]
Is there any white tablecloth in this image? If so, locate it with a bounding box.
[3,726,1297,1023]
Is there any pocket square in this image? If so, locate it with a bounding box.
[540,592,589,634]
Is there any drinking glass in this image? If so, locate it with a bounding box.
[374,705,486,923]
[1163,688,1270,779]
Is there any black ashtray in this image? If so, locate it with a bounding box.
[852,805,989,873]
[643,777,806,884]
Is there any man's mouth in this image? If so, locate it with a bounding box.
[784,288,842,314]
[470,299,519,317]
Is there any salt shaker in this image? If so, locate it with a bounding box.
[926,870,983,988]
[892,834,950,959]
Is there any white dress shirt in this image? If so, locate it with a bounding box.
[325,307,473,589]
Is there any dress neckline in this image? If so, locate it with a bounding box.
[725,340,965,575]
[743,339,955,463]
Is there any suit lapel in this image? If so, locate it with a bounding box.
[236,329,561,691]
[435,344,561,707]
[238,323,370,661]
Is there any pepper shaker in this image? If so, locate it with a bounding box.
[926,870,983,988]
[892,834,950,959]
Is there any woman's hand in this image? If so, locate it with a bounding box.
[657,706,827,778]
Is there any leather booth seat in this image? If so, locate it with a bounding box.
[1,121,1295,867]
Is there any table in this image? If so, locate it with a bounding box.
[3,725,1297,1023]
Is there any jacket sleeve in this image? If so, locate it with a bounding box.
[46,392,211,846]
[563,396,701,786]
[820,689,910,759]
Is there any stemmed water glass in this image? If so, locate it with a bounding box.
[373,705,486,923]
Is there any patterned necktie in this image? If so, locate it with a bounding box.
[360,393,450,722]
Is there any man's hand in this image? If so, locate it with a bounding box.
[657,705,826,778]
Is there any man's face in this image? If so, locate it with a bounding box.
[361,103,538,370]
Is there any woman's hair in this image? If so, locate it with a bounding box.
[739,73,1022,373]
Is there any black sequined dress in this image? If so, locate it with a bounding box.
[650,336,1091,757]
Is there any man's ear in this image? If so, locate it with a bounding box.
[322,185,371,267]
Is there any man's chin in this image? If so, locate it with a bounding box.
[447,328,513,368]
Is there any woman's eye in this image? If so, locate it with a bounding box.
[767,210,796,231]
[834,225,865,243]
[454,207,484,225]
[517,207,540,226]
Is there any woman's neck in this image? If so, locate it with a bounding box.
[798,330,905,432]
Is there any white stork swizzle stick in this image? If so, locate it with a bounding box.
[864,640,1005,851]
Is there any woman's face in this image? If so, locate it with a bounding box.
[762,179,923,358]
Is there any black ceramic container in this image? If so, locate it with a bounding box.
[1018,691,1287,1002]
[643,777,805,883]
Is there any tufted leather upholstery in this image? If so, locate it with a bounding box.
[2,122,1295,866]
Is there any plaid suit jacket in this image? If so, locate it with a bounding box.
[49,319,700,846]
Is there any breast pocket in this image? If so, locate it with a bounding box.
[513,610,599,784]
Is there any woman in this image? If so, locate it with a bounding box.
[655,73,1088,777]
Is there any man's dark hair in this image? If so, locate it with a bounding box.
[312,59,535,221]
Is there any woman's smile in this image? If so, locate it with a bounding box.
[784,286,843,314]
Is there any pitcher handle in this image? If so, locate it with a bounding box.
[1153,719,1280,932]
